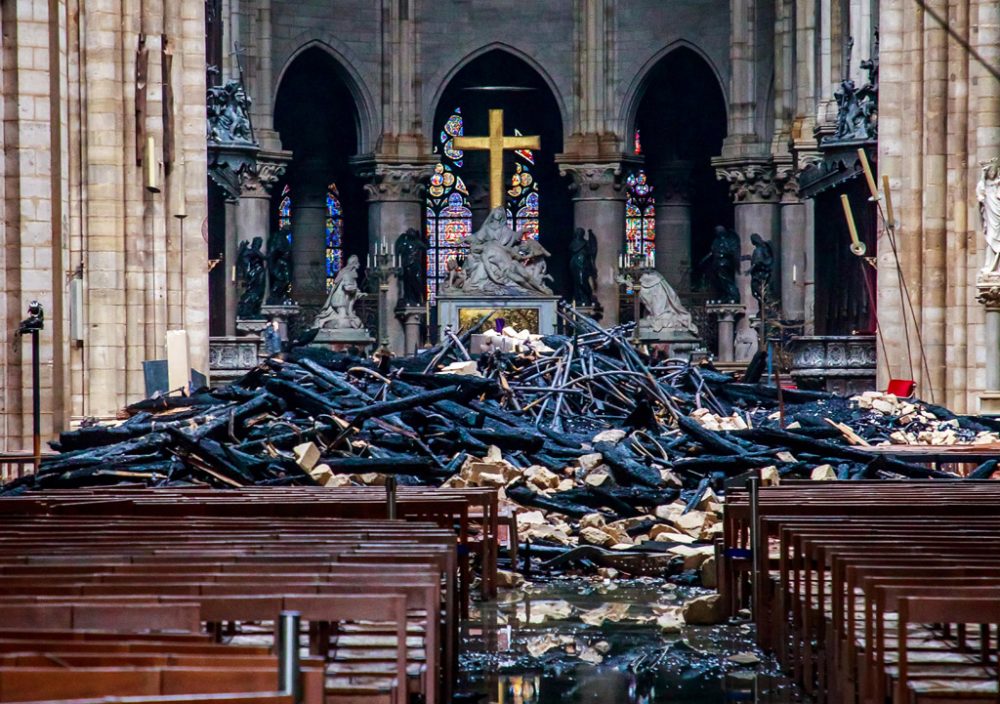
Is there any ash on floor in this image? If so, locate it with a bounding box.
[457,578,806,704]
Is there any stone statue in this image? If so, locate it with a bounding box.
[749,233,775,307]
[978,161,1000,274]
[395,227,429,306]
[569,228,596,306]
[637,269,698,335]
[236,236,266,319]
[451,207,553,295]
[313,255,362,330]
[266,227,294,305]
[207,79,254,145]
[705,225,741,303]
[823,36,878,144]
[442,254,466,292]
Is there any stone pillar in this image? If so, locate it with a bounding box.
[357,161,432,354]
[713,158,783,358]
[779,172,807,321]
[231,154,289,334]
[651,162,694,291]
[558,162,628,325]
[397,308,423,355]
[223,200,240,336]
[291,157,330,310]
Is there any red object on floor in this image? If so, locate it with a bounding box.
[886,379,916,397]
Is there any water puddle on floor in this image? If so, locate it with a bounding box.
[457,578,806,704]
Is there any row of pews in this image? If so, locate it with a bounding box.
[722,480,1000,703]
[0,485,500,704]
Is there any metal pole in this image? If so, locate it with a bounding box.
[276,610,301,703]
[31,330,40,472]
[385,475,397,520]
[748,475,761,617]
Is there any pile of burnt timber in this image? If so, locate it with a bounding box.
[3,312,997,576]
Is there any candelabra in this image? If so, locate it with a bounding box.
[617,250,655,342]
[367,241,400,349]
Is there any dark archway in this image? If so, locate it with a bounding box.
[273,47,367,310]
[632,47,731,303]
[429,49,572,297]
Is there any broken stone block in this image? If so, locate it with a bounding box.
[682,593,724,625]
[580,526,615,547]
[437,360,480,376]
[700,555,717,588]
[578,453,604,471]
[496,569,524,588]
[309,463,332,485]
[579,513,606,530]
[583,469,610,486]
[524,465,560,490]
[293,442,321,470]
[810,464,837,481]
[592,429,626,444]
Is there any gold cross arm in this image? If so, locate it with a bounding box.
[452,108,540,209]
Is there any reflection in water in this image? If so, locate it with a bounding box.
[459,578,807,704]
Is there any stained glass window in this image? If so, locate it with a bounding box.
[506,156,540,239]
[634,128,642,155]
[325,183,343,290]
[425,108,472,302]
[279,185,292,233]
[277,183,343,292]
[426,111,540,301]
[625,170,655,259]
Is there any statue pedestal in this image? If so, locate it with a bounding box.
[312,327,375,351]
[706,302,746,362]
[976,274,1000,413]
[436,295,560,338]
[636,328,702,358]
[395,305,426,355]
[236,318,267,336]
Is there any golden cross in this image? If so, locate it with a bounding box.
[452,109,540,210]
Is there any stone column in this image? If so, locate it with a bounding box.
[778,170,807,321]
[232,154,288,334]
[713,158,783,358]
[397,309,423,355]
[650,162,694,291]
[357,161,432,354]
[291,156,330,310]
[558,162,628,325]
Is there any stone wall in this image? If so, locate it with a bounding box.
[877,0,999,412]
[0,0,208,449]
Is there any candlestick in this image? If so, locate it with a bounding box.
[882,174,895,229]
[857,148,879,202]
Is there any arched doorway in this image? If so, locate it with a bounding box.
[629,47,730,327]
[427,49,571,301]
[273,48,367,311]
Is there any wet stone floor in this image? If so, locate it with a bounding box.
[457,578,807,704]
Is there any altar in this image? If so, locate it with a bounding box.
[436,294,560,337]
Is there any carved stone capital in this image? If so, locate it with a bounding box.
[239,157,288,197]
[712,158,782,203]
[353,160,433,203]
[557,161,628,200]
[977,273,1000,308]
